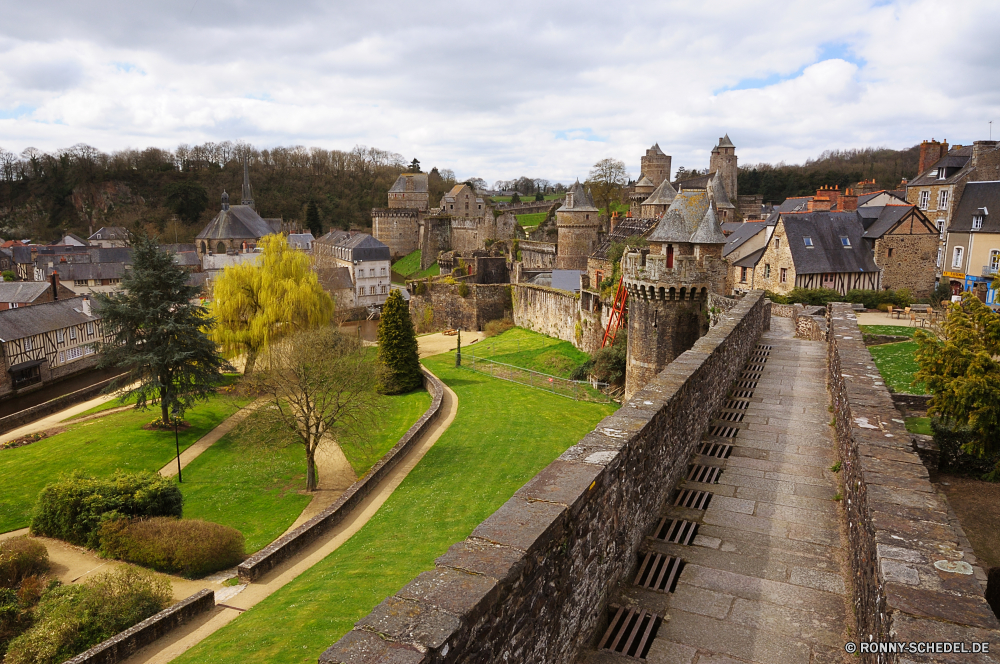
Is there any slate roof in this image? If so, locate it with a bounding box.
[779,212,878,275]
[723,222,768,257]
[388,173,429,194]
[861,205,915,239]
[720,222,744,235]
[857,190,908,206]
[635,176,654,188]
[649,143,666,156]
[196,205,276,240]
[949,181,1000,233]
[710,173,736,209]
[172,251,202,267]
[647,190,720,244]
[0,296,99,341]
[316,266,355,292]
[88,226,130,242]
[642,178,677,207]
[908,146,974,186]
[316,232,390,262]
[0,282,52,303]
[733,247,766,268]
[442,184,484,204]
[673,173,712,190]
[775,196,812,213]
[40,262,126,281]
[559,180,599,212]
[857,206,883,229]
[690,207,727,244]
[719,134,735,148]
[590,217,659,260]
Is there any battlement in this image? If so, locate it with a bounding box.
[622,250,723,290]
[371,208,420,219]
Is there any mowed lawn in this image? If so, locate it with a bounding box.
[0,391,245,534]
[171,353,617,664]
[467,326,591,378]
[390,250,422,277]
[516,211,547,228]
[180,389,431,553]
[860,325,927,394]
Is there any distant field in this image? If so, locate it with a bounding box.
[516,212,547,228]
[391,251,421,277]
[491,194,562,203]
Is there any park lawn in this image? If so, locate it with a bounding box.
[466,326,591,378]
[859,325,915,338]
[181,389,431,553]
[171,354,617,664]
[868,340,927,394]
[390,250,422,277]
[0,391,246,534]
[68,374,241,420]
[516,212,547,228]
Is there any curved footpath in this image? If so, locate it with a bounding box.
[119,369,459,664]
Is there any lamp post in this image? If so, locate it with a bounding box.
[172,404,182,483]
[456,328,461,367]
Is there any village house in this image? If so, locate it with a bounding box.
[723,222,770,294]
[0,274,76,310]
[87,226,131,248]
[942,181,1000,306]
[0,296,105,398]
[859,203,939,298]
[314,231,392,308]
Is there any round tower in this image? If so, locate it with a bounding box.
[708,134,738,203]
[555,180,600,270]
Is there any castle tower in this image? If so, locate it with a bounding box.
[709,134,738,204]
[241,160,254,209]
[555,180,600,270]
[641,144,672,189]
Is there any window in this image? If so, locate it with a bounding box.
[740,266,748,283]
[86,322,94,335]
[937,247,943,267]
[70,327,76,340]
[919,190,930,210]
[939,190,949,209]
[780,268,787,283]
[465,202,469,210]
[803,237,814,247]
[449,204,453,210]
[937,219,946,239]
[23,337,32,351]
[59,351,65,363]
[973,215,984,230]
[381,267,386,276]
[764,263,771,279]
[991,250,1000,272]
[57,330,64,343]
[952,246,964,268]
[74,279,87,286]
[887,247,894,258]
[67,346,83,361]
[775,237,780,250]
[9,302,17,309]
[840,237,851,248]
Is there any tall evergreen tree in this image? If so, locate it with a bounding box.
[408,158,421,173]
[96,234,228,423]
[376,289,422,394]
[305,200,322,237]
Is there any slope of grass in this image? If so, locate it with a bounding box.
[412,263,440,279]
[516,212,547,228]
[868,340,926,394]
[390,250,422,277]
[0,391,245,534]
[466,326,591,378]
[170,353,616,664]
[905,417,932,435]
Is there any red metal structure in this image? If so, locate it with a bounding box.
[602,275,628,347]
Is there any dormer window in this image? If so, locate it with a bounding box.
[973,215,984,230]
[937,168,946,180]
[840,237,851,248]
[803,237,814,248]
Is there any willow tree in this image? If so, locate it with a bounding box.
[210,234,334,374]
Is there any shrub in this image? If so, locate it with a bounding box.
[592,330,628,386]
[99,517,245,578]
[457,282,470,298]
[31,472,183,548]
[4,567,170,664]
[483,318,514,337]
[414,280,427,296]
[0,538,49,590]
[570,359,595,381]
[932,419,1000,479]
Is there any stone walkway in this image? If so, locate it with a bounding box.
[587,318,850,664]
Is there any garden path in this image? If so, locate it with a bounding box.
[416,330,486,358]
[118,368,459,664]
[156,399,259,479]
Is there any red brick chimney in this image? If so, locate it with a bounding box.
[841,188,859,211]
[918,139,948,175]
[50,270,60,301]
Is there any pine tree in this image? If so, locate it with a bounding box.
[376,289,422,394]
[409,158,421,173]
[305,201,322,237]
[96,234,228,423]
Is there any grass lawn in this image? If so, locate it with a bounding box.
[467,327,591,378]
[859,325,915,337]
[68,374,241,420]
[516,212,547,228]
[171,353,616,664]
[412,263,439,279]
[390,250,422,277]
[868,340,927,394]
[0,391,246,534]
[905,417,932,435]
[491,194,562,202]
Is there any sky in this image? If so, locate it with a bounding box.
[0,0,998,184]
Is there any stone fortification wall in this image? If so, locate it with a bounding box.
[419,216,452,270]
[770,302,827,340]
[494,200,561,215]
[519,240,556,269]
[319,292,771,664]
[828,303,1000,662]
[408,283,510,332]
[510,284,605,353]
[372,208,420,258]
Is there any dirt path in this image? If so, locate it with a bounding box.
[417,330,485,358]
[119,369,459,664]
[282,436,359,533]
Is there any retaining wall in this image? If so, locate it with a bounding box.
[238,368,445,583]
[408,283,510,332]
[64,589,214,664]
[0,374,123,435]
[828,303,1000,663]
[319,291,771,664]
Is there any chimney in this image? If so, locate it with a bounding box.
[82,296,91,317]
[918,139,941,175]
[50,270,59,301]
[972,140,1000,164]
[841,188,858,211]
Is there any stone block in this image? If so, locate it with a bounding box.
[319,630,428,664]
[435,540,526,582]
[469,497,566,552]
[397,568,496,619]
[514,459,604,512]
[355,597,461,651]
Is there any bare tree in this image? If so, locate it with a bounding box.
[239,327,385,491]
[587,158,629,219]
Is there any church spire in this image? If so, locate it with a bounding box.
[241,159,254,209]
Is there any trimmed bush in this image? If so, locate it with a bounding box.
[99,517,245,578]
[30,472,183,548]
[4,567,170,664]
[0,538,48,590]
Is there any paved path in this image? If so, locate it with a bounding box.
[119,369,459,664]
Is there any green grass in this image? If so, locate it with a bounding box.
[516,212,547,228]
[491,194,562,202]
[412,263,440,279]
[466,327,591,379]
[345,390,432,476]
[905,417,932,435]
[170,354,617,664]
[868,340,927,394]
[859,325,915,337]
[68,375,241,420]
[390,250,422,277]
[0,391,245,534]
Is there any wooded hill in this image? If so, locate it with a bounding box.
[737,144,921,203]
[0,143,456,243]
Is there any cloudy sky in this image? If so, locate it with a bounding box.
[0,0,997,183]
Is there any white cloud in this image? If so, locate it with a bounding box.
[0,0,997,182]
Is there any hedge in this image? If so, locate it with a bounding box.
[99,517,245,578]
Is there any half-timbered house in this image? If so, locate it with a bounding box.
[0,296,104,398]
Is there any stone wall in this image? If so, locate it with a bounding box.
[408,283,510,332]
[874,233,938,299]
[0,373,123,435]
[238,368,445,582]
[319,292,771,664]
[519,240,556,269]
[372,209,421,258]
[511,283,578,345]
[419,216,452,269]
[64,589,214,664]
[828,303,1000,662]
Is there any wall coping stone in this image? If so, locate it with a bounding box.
[238,367,445,583]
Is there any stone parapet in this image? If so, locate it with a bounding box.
[319,291,771,664]
[828,303,1000,662]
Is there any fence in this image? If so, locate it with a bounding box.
[464,353,610,402]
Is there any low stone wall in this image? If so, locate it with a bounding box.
[319,291,771,664]
[770,302,796,317]
[512,283,578,346]
[865,334,911,346]
[891,393,932,411]
[64,589,214,664]
[828,303,1000,662]
[0,374,123,435]
[408,283,510,331]
[238,368,445,583]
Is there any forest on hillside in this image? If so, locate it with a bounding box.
[736,144,922,203]
[0,142,461,243]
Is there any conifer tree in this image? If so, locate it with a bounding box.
[305,200,322,237]
[376,289,422,394]
[96,234,228,423]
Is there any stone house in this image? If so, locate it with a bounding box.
[0,296,105,398]
[859,204,939,298]
[387,173,430,211]
[88,226,130,248]
[0,275,76,310]
[555,181,601,270]
[723,222,770,293]
[440,184,485,219]
[586,216,658,290]
[942,181,1000,305]
[905,141,974,274]
[314,231,392,308]
[754,212,879,296]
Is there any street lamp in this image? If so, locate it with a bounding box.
[456,328,461,367]
[172,404,182,483]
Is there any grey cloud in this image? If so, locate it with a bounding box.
[9,59,83,91]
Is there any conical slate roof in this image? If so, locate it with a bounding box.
[560,180,599,212]
[636,175,654,187]
[690,206,727,244]
[650,143,666,155]
[642,178,677,206]
[646,190,710,243]
[719,134,735,148]
[710,172,736,209]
